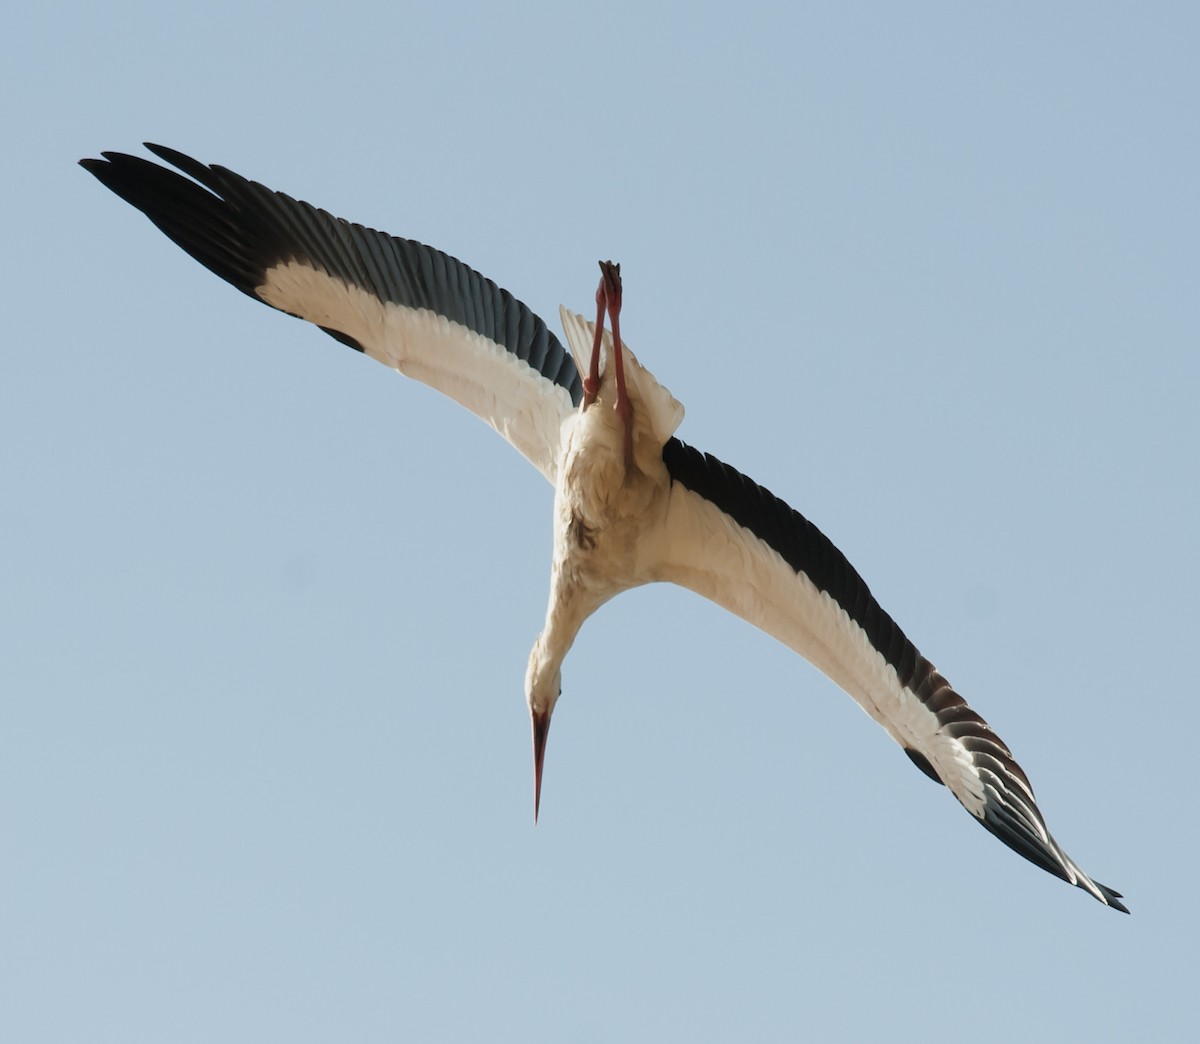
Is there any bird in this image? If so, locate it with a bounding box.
[80,144,1127,913]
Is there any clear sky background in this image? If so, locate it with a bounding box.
[5,3,1197,1041]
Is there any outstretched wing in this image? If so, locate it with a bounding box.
[648,439,1127,912]
[80,145,581,482]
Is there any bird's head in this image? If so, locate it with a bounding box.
[525,637,562,823]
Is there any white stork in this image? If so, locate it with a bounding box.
[81,145,1127,912]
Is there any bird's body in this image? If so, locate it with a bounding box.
[81,145,1127,912]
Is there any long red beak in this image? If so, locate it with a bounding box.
[531,710,551,823]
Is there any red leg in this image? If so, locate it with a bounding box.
[600,263,634,467]
[582,277,607,407]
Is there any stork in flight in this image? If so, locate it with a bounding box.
[81,145,1127,912]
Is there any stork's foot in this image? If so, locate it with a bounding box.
[598,260,622,313]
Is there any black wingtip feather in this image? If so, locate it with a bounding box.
[80,149,270,299]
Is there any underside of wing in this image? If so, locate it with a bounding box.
[651,438,1127,912]
[80,145,581,481]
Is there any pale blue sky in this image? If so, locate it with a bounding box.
[5,3,1197,1041]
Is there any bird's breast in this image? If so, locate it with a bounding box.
[551,406,670,592]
